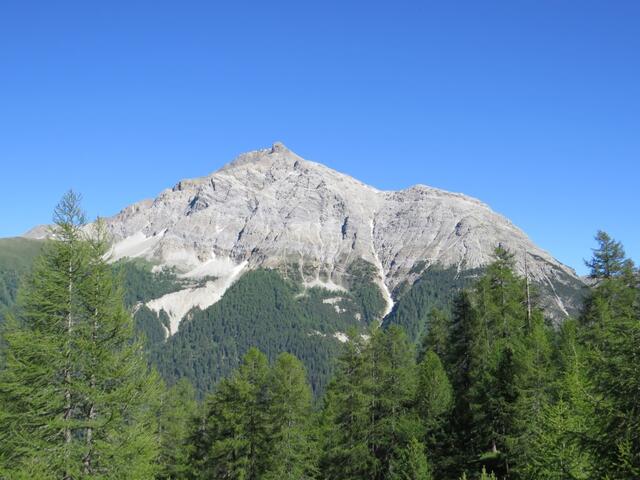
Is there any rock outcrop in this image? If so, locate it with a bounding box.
[90,143,585,331]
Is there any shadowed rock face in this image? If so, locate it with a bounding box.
[95,143,584,327]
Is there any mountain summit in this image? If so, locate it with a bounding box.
[81,144,583,332]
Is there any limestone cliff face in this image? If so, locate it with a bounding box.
[96,143,583,330]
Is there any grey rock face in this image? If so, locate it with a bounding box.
[102,143,583,329]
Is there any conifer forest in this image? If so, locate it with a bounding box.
[1,193,639,480]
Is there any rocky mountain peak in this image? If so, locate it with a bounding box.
[270,141,289,154]
[220,141,302,173]
[73,144,585,332]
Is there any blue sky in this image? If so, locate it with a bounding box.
[1,1,638,274]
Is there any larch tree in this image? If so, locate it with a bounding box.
[192,347,271,480]
[580,232,640,478]
[320,330,377,480]
[263,353,317,480]
[156,378,198,480]
[0,191,161,480]
[389,437,432,480]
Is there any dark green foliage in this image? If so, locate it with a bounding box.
[384,266,480,341]
[369,327,421,478]
[585,230,627,280]
[3,218,638,480]
[112,259,185,347]
[319,331,378,479]
[190,349,316,480]
[0,245,183,346]
[135,305,169,346]
[418,307,450,361]
[415,351,453,476]
[321,327,423,480]
[152,269,370,398]
[416,351,453,430]
[578,232,640,478]
[190,348,271,479]
[346,259,387,324]
[0,237,43,322]
[113,259,185,307]
[443,247,558,478]
[518,320,594,479]
[297,286,368,332]
[157,378,198,480]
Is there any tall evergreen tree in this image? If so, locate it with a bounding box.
[418,307,450,362]
[157,378,198,480]
[585,230,627,280]
[192,347,271,479]
[263,353,316,480]
[446,246,553,478]
[415,350,453,477]
[320,330,377,480]
[0,192,161,479]
[519,320,594,479]
[369,326,420,480]
[580,232,640,477]
[389,437,432,480]
[446,290,479,475]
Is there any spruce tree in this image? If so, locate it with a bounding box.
[0,192,161,479]
[445,246,554,478]
[446,290,479,475]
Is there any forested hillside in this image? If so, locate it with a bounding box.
[151,267,380,397]
[1,195,638,478]
[0,237,43,321]
[0,236,586,400]
[177,232,640,479]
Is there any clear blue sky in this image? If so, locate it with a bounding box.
[1,1,638,275]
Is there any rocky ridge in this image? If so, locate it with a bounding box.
[28,143,584,332]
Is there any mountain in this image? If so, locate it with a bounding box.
[84,142,584,334]
[12,143,587,395]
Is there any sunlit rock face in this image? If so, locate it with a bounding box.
[94,142,583,329]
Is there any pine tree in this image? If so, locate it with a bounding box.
[157,378,197,480]
[509,307,554,476]
[0,192,161,479]
[263,353,316,480]
[389,437,432,480]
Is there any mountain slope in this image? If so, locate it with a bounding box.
[88,142,584,330]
